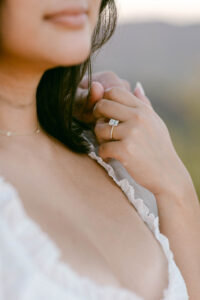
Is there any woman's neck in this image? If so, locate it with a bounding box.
[0,56,46,134]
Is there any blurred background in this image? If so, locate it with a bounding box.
[94,0,200,197]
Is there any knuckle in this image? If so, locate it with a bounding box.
[131,110,144,123]
[95,99,107,111]
[126,140,135,155]
[106,86,122,99]
[105,87,115,99]
[122,138,130,151]
[123,79,131,90]
[106,71,119,80]
[99,98,107,107]
[129,126,140,138]
[105,71,130,90]
[123,139,135,156]
[135,111,144,122]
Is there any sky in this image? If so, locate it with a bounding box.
[117,0,200,24]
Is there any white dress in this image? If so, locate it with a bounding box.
[0,131,189,300]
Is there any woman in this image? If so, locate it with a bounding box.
[0,0,199,299]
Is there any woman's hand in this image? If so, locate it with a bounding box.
[73,71,131,124]
[93,83,191,197]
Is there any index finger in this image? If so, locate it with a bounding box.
[104,87,144,108]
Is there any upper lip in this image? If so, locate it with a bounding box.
[44,5,89,19]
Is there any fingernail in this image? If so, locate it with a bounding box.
[92,81,104,92]
[135,82,145,96]
[104,87,112,93]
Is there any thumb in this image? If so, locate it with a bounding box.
[73,81,104,124]
[79,75,89,89]
[89,81,104,107]
[75,81,104,110]
[133,82,153,108]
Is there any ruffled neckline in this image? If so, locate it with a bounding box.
[0,140,188,299]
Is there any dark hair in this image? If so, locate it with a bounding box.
[36,0,117,154]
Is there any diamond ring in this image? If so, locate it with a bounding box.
[108,118,119,140]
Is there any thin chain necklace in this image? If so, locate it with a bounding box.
[0,122,41,136]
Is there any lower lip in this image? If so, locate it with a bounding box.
[46,13,88,29]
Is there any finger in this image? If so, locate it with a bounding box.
[79,76,89,89]
[92,71,123,90]
[122,79,132,91]
[78,82,104,123]
[75,87,88,110]
[98,140,123,162]
[80,72,123,90]
[89,82,104,106]
[133,82,153,108]
[80,74,131,93]
[77,82,104,111]
[74,83,103,124]
[93,98,134,121]
[104,87,143,109]
[95,119,126,142]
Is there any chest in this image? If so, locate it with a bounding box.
[0,149,169,300]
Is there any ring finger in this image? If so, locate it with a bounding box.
[93,99,137,121]
[94,118,126,142]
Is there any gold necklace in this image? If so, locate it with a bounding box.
[0,122,41,136]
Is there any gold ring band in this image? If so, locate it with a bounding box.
[110,125,115,140]
[109,119,119,140]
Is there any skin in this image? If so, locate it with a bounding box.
[93,85,200,299]
[0,0,100,133]
[0,0,198,299]
[74,71,131,124]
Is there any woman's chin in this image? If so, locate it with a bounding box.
[65,51,90,66]
[39,33,92,66]
[47,47,91,67]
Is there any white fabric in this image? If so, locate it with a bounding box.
[0,132,189,300]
